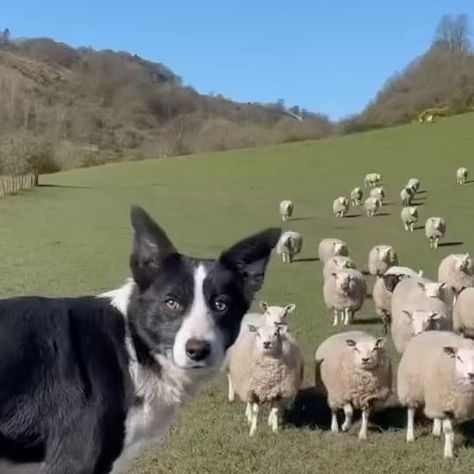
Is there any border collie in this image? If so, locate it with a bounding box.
[0,206,280,474]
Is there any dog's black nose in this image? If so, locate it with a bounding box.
[185,339,211,361]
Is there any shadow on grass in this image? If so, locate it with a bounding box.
[374,212,390,217]
[292,257,319,263]
[353,317,380,325]
[39,184,93,189]
[463,180,474,184]
[344,214,362,219]
[459,420,474,446]
[438,241,464,248]
[291,217,313,221]
[412,201,425,207]
[417,190,427,195]
[413,225,425,231]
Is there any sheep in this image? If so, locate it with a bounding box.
[276,231,303,263]
[318,238,349,264]
[240,301,296,331]
[400,206,418,232]
[323,269,366,326]
[364,196,381,217]
[333,196,349,217]
[372,266,422,334]
[425,217,446,249]
[315,331,391,440]
[453,288,474,337]
[369,186,385,204]
[364,172,381,187]
[367,245,398,276]
[438,253,474,303]
[406,178,420,193]
[391,276,452,353]
[279,200,293,222]
[456,167,468,185]
[227,323,303,436]
[398,331,474,458]
[400,187,415,206]
[323,256,356,281]
[350,187,363,206]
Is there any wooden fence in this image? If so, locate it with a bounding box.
[0,173,37,197]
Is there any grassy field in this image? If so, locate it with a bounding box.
[2,113,474,473]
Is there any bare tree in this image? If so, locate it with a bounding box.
[434,14,471,53]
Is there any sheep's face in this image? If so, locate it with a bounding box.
[332,257,355,271]
[409,207,417,217]
[333,242,346,255]
[259,301,295,329]
[403,310,441,335]
[455,254,472,273]
[345,338,384,370]
[338,197,348,206]
[333,272,355,293]
[377,246,393,263]
[443,345,474,386]
[418,281,445,298]
[248,323,284,355]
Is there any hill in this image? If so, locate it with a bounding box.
[2,111,473,473]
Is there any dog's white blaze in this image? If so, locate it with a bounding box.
[98,278,135,315]
[173,264,224,369]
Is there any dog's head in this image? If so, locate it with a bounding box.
[126,206,280,374]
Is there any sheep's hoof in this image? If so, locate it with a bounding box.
[358,432,367,440]
[406,435,414,443]
[341,423,350,432]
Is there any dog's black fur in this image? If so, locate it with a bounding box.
[0,207,280,473]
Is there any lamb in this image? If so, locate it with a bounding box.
[438,253,474,303]
[364,196,381,217]
[279,200,294,222]
[391,276,452,353]
[398,331,474,458]
[364,172,381,187]
[456,167,468,185]
[369,186,385,204]
[453,288,474,337]
[323,256,356,281]
[400,206,418,232]
[367,244,398,276]
[315,331,391,440]
[333,196,349,217]
[318,238,349,264]
[227,323,303,436]
[425,217,446,249]
[350,187,363,206]
[406,178,420,193]
[323,269,366,326]
[400,187,414,206]
[276,231,303,263]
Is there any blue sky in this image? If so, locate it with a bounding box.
[4,1,474,119]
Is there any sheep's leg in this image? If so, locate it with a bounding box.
[330,411,339,433]
[410,223,414,232]
[245,402,252,425]
[406,407,415,442]
[344,308,352,326]
[432,418,442,437]
[434,237,439,249]
[358,408,369,440]
[453,293,458,306]
[227,374,235,403]
[442,418,454,458]
[269,401,279,433]
[249,403,259,437]
[404,223,409,231]
[333,309,339,326]
[341,403,353,432]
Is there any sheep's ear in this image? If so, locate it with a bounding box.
[443,346,457,358]
[285,304,296,314]
[417,270,424,277]
[345,339,357,348]
[219,228,281,300]
[383,274,400,292]
[402,309,413,320]
[247,324,258,333]
[375,338,385,349]
[430,312,440,321]
[260,301,269,312]
[130,206,177,290]
[438,282,446,290]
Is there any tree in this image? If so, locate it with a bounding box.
[433,14,471,53]
[0,28,10,46]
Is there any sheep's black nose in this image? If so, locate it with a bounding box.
[362,357,370,363]
[263,341,271,349]
[468,373,474,380]
[185,339,211,361]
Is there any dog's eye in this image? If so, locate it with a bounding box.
[212,299,228,313]
[164,298,181,311]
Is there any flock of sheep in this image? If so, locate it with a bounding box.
[224,165,474,460]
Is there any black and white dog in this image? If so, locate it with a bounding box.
[0,206,280,474]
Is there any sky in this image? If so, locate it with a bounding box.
[3,0,474,119]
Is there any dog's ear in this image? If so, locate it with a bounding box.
[129,206,177,289]
[219,228,281,299]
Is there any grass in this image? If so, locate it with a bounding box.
[2,112,474,473]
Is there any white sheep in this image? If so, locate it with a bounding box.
[398,331,474,458]
[323,269,366,326]
[332,196,349,218]
[364,172,381,187]
[391,277,452,353]
[367,245,398,276]
[425,217,446,249]
[364,196,381,217]
[456,167,468,185]
[350,187,363,206]
[240,301,296,331]
[400,206,418,232]
[315,331,391,440]
[406,178,420,193]
[400,187,414,206]
[318,238,349,264]
[227,323,303,436]
[323,256,356,281]
[369,186,385,204]
[279,200,293,222]
[438,253,474,303]
[453,288,474,337]
[276,231,303,263]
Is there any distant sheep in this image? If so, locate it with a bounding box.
[425,217,446,249]
[438,253,474,303]
[350,187,363,206]
[315,331,391,440]
[333,196,349,217]
[369,186,385,203]
[456,167,468,185]
[323,256,356,281]
[276,231,303,263]
[364,173,381,187]
[400,187,414,206]
[318,238,349,264]
[453,288,474,337]
[368,245,398,276]
[279,200,294,222]
[364,196,381,217]
[406,178,420,193]
[400,206,418,232]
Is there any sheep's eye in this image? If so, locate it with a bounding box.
[165,298,181,311]
[212,299,228,313]
[457,356,464,363]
